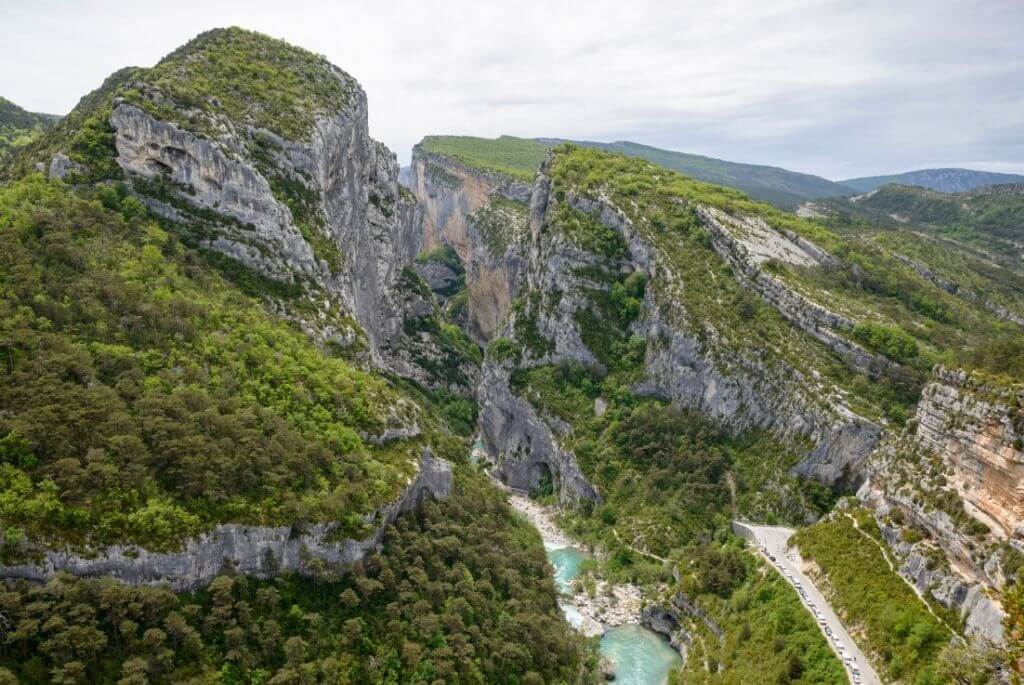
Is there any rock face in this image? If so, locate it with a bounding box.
[861,479,1008,644]
[411,150,885,502]
[408,149,531,342]
[478,362,599,506]
[640,590,723,658]
[0,450,452,591]
[107,85,450,390]
[558,188,881,490]
[915,368,1024,538]
[697,205,895,379]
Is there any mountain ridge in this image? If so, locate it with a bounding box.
[840,167,1024,193]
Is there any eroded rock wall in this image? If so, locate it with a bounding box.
[109,88,430,384]
[915,368,1024,538]
[408,150,531,342]
[0,450,452,591]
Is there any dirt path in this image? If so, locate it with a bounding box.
[612,527,669,564]
[843,513,958,636]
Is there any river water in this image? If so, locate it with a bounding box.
[546,544,682,685]
[475,437,682,683]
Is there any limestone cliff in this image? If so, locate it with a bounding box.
[1,450,452,591]
[105,95,478,393]
[914,367,1024,538]
[30,30,476,396]
[408,149,531,342]
[855,367,1024,644]
[411,147,884,504]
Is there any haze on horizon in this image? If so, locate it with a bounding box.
[2,0,1021,180]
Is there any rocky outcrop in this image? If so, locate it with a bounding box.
[641,604,691,657]
[641,591,722,658]
[860,482,1008,644]
[635,292,880,490]
[408,150,531,255]
[107,86,454,391]
[47,152,82,180]
[791,421,883,490]
[478,361,599,506]
[697,205,895,379]
[0,449,451,591]
[915,367,1024,538]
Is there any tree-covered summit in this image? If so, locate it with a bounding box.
[120,27,358,141]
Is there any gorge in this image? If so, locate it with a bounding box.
[0,26,1022,685]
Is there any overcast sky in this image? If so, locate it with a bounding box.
[2,0,1022,179]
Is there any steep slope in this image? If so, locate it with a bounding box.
[841,168,1024,194]
[412,140,1021,673]
[0,96,59,165]
[0,29,591,683]
[12,28,479,399]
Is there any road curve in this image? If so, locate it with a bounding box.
[733,521,882,685]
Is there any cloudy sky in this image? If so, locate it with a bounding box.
[2,0,1022,179]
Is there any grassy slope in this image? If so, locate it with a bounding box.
[792,511,953,683]
[417,135,550,182]
[558,139,853,208]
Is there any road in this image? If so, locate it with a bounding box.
[733,522,882,685]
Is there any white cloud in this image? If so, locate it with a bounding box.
[1,0,1021,178]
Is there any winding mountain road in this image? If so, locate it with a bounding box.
[733,522,881,685]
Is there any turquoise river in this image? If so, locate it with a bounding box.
[546,546,682,684]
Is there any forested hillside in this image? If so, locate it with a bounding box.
[0,28,593,684]
[0,97,58,165]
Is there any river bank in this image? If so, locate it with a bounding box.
[503,488,682,684]
[507,492,644,631]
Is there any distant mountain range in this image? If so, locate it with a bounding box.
[839,168,1024,194]
[415,134,1024,211]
